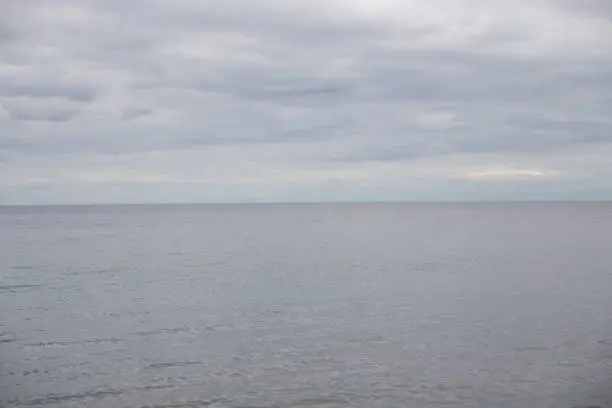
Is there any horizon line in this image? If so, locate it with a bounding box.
[1,199,611,207]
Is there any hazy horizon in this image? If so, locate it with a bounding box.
[2,199,612,208]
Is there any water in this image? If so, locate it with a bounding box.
[1,202,612,408]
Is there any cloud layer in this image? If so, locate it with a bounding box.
[1,0,611,203]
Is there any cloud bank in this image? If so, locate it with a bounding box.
[1,0,611,203]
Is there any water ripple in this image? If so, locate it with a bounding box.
[132,326,194,337]
[138,398,228,408]
[8,384,175,407]
[24,337,124,349]
[0,284,43,293]
[146,361,206,370]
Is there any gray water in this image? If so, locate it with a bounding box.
[1,203,612,408]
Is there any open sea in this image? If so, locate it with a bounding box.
[1,202,612,408]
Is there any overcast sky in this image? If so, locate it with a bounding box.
[1,0,611,204]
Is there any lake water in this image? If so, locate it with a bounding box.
[1,203,612,408]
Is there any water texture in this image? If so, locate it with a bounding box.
[1,202,612,407]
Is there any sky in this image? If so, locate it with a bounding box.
[1,0,611,204]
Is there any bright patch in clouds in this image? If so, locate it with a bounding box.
[0,0,611,203]
[463,168,558,181]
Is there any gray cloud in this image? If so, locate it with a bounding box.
[0,0,611,202]
[0,81,96,102]
[1,101,80,122]
[6,109,75,122]
[557,0,612,19]
[120,107,154,120]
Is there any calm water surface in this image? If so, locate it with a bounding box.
[1,203,612,407]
